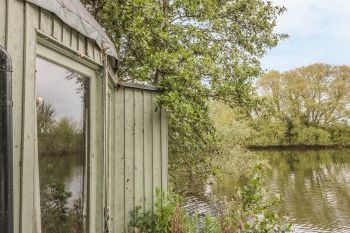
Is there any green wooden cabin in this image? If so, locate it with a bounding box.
[0,0,168,232]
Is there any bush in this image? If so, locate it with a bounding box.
[248,119,287,146]
[217,166,291,233]
[129,189,198,233]
[40,177,83,233]
[328,124,350,145]
[130,167,291,233]
[293,127,330,145]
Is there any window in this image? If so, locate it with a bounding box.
[36,58,87,233]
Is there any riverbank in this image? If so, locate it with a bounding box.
[248,144,350,151]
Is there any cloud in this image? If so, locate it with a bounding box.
[262,0,350,71]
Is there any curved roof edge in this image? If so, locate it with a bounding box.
[26,0,118,60]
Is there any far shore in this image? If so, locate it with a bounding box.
[248,144,350,151]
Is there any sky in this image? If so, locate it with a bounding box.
[36,58,84,125]
[262,0,350,71]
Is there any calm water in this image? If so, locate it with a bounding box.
[39,153,84,206]
[41,150,350,232]
[217,149,350,233]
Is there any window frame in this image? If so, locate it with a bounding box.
[35,30,105,233]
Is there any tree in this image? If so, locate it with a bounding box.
[256,64,350,145]
[259,64,350,127]
[82,0,286,177]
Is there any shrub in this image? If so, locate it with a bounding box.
[217,166,291,233]
[130,167,291,233]
[293,127,330,145]
[129,189,198,233]
[40,178,83,233]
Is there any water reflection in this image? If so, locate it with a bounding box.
[36,58,86,233]
[216,150,350,233]
[39,153,84,206]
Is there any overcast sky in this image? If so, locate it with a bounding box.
[36,58,84,125]
[262,0,350,71]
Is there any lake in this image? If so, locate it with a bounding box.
[39,153,84,207]
[216,149,350,233]
[40,150,350,232]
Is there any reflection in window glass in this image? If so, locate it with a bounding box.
[36,58,86,233]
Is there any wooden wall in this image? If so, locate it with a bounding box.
[112,87,168,233]
[0,1,168,232]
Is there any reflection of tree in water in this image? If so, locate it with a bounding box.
[262,150,350,231]
[37,100,85,232]
[37,103,84,156]
[40,176,83,233]
[215,150,350,232]
[38,105,84,232]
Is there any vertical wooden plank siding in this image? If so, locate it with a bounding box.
[88,75,97,233]
[97,76,105,233]
[87,40,94,59]
[3,1,168,231]
[0,0,6,46]
[62,24,71,47]
[20,4,39,233]
[39,9,53,35]
[143,92,154,210]
[114,88,125,233]
[152,93,162,195]
[6,1,25,232]
[52,17,62,40]
[78,33,86,54]
[111,88,167,229]
[161,110,168,190]
[88,75,104,233]
[124,88,135,231]
[71,30,78,51]
[94,45,102,63]
[134,90,145,209]
[108,90,116,231]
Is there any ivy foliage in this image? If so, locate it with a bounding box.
[81,0,286,176]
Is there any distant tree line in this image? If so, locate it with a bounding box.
[37,103,84,155]
[228,64,350,147]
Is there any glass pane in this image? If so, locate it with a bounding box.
[36,58,86,233]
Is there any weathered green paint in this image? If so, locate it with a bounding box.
[153,93,162,195]
[0,1,168,232]
[114,88,126,232]
[21,4,39,232]
[6,1,25,232]
[135,90,144,209]
[161,110,168,190]
[124,88,135,232]
[143,93,154,210]
[0,0,6,45]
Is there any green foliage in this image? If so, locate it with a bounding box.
[210,102,258,183]
[329,124,350,145]
[40,178,83,233]
[216,165,291,233]
[248,64,350,146]
[129,188,198,233]
[203,215,219,233]
[82,0,286,178]
[41,181,72,233]
[248,118,286,146]
[292,126,331,145]
[130,167,290,233]
[259,64,350,127]
[37,103,83,155]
